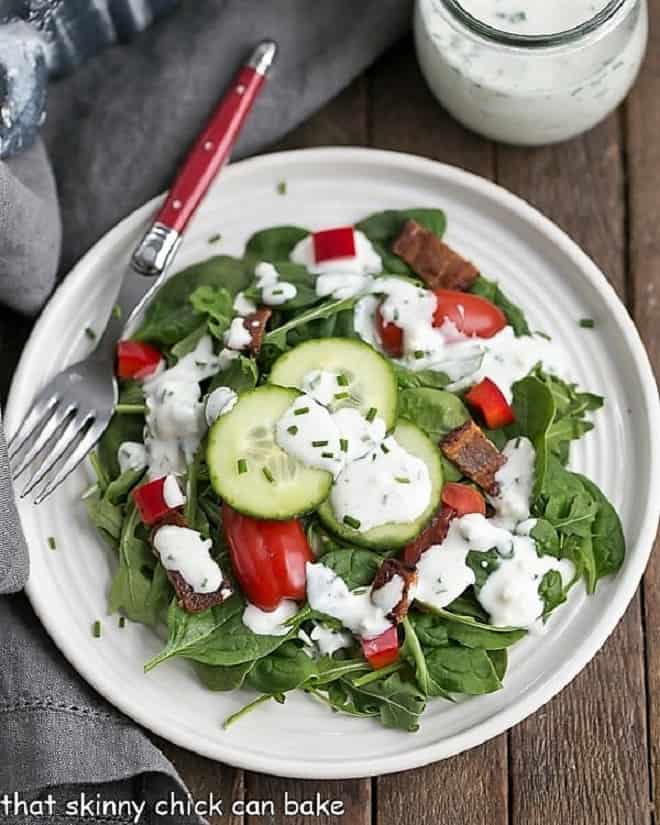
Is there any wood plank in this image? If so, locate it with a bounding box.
[498,116,651,824]
[368,38,508,825]
[626,2,660,821]
[248,70,374,825]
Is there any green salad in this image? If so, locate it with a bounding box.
[85,208,625,732]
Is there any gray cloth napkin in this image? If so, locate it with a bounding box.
[0,1,411,820]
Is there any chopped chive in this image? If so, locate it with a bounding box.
[340,438,349,452]
[366,407,377,422]
[413,350,425,359]
[395,476,411,484]
[208,232,222,244]
[579,318,595,329]
[334,392,349,400]
[343,515,361,530]
[84,327,96,340]
[92,620,102,638]
[294,407,309,416]
[119,617,126,628]
[337,374,349,386]
[380,443,390,454]
[271,288,284,296]
[312,440,329,447]
[237,458,248,474]
[262,467,275,483]
[111,304,122,320]
[287,425,298,435]
[47,536,57,550]
[321,452,334,459]
[276,180,287,195]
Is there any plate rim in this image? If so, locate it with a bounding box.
[8,146,660,779]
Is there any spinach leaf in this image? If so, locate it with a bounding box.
[408,611,449,648]
[245,262,319,310]
[443,618,526,650]
[488,649,508,682]
[263,296,358,351]
[424,604,522,637]
[347,671,426,732]
[320,547,383,589]
[245,226,309,261]
[97,384,145,480]
[393,364,451,390]
[398,387,470,442]
[144,595,291,670]
[402,617,451,699]
[470,275,530,336]
[133,255,252,346]
[573,473,625,583]
[425,645,502,695]
[84,493,123,547]
[247,641,315,694]
[108,502,170,626]
[466,548,499,590]
[530,518,561,558]
[194,660,253,691]
[208,353,259,395]
[538,569,567,616]
[171,324,208,360]
[356,208,446,276]
[446,591,489,622]
[189,285,233,341]
[510,375,557,494]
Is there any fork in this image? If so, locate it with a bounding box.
[8,39,277,504]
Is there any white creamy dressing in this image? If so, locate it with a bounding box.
[254,260,298,306]
[162,474,186,509]
[371,574,406,613]
[354,279,566,401]
[233,291,257,316]
[224,317,252,351]
[300,369,345,407]
[316,273,374,300]
[415,0,647,146]
[142,335,221,478]
[205,386,238,426]
[310,624,353,656]
[153,524,226,594]
[242,599,298,636]
[305,562,393,639]
[290,229,382,279]
[488,437,536,529]
[330,435,432,532]
[117,441,147,474]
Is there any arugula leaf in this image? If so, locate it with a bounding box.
[105,467,144,505]
[263,296,358,351]
[133,255,252,346]
[245,226,309,261]
[194,660,254,691]
[425,645,502,695]
[510,375,556,494]
[144,595,291,670]
[398,387,470,442]
[530,518,561,558]
[208,353,259,395]
[356,208,447,276]
[247,641,315,694]
[189,285,233,341]
[538,569,567,616]
[306,656,368,686]
[84,493,123,547]
[171,324,208,360]
[470,275,530,336]
[346,671,426,732]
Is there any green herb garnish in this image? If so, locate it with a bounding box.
[47,536,57,550]
[294,407,310,416]
[208,233,222,244]
[343,515,361,530]
[579,318,595,329]
[366,407,377,422]
[92,620,102,638]
[340,438,349,453]
[287,425,298,435]
[312,440,329,447]
[337,374,349,386]
[84,327,96,340]
[276,180,287,195]
[237,458,248,475]
[262,467,275,483]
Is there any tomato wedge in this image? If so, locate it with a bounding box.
[464,377,515,429]
[441,482,486,516]
[222,504,314,611]
[375,289,507,358]
[361,626,400,670]
[116,340,162,380]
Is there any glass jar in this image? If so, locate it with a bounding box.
[414,0,648,145]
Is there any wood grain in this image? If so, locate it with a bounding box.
[497,115,651,824]
[627,1,660,822]
[367,39,508,825]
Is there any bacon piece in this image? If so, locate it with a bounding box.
[371,558,418,623]
[243,307,272,355]
[402,505,456,566]
[392,219,479,291]
[151,512,233,614]
[440,420,506,496]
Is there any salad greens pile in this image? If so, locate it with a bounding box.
[84,207,624,733]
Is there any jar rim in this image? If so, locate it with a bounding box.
[439,0,629,47]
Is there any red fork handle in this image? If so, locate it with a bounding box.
[131,39,276,277]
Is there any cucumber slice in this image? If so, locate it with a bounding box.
[318,419,443,549]
[207,385,332,519]
[268,338,397,429]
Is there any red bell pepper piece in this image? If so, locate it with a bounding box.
[222,504,314,611]
[312,226,356,263]
[464,378,515,429]
[441,482,486,516]
[133,476,181,525]
[116,340,162,380]
[361,626,400,670]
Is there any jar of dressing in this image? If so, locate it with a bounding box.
[414,0,647,145]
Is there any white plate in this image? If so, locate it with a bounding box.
[7,148,660,779]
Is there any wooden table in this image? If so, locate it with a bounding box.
[2,19,659,825]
